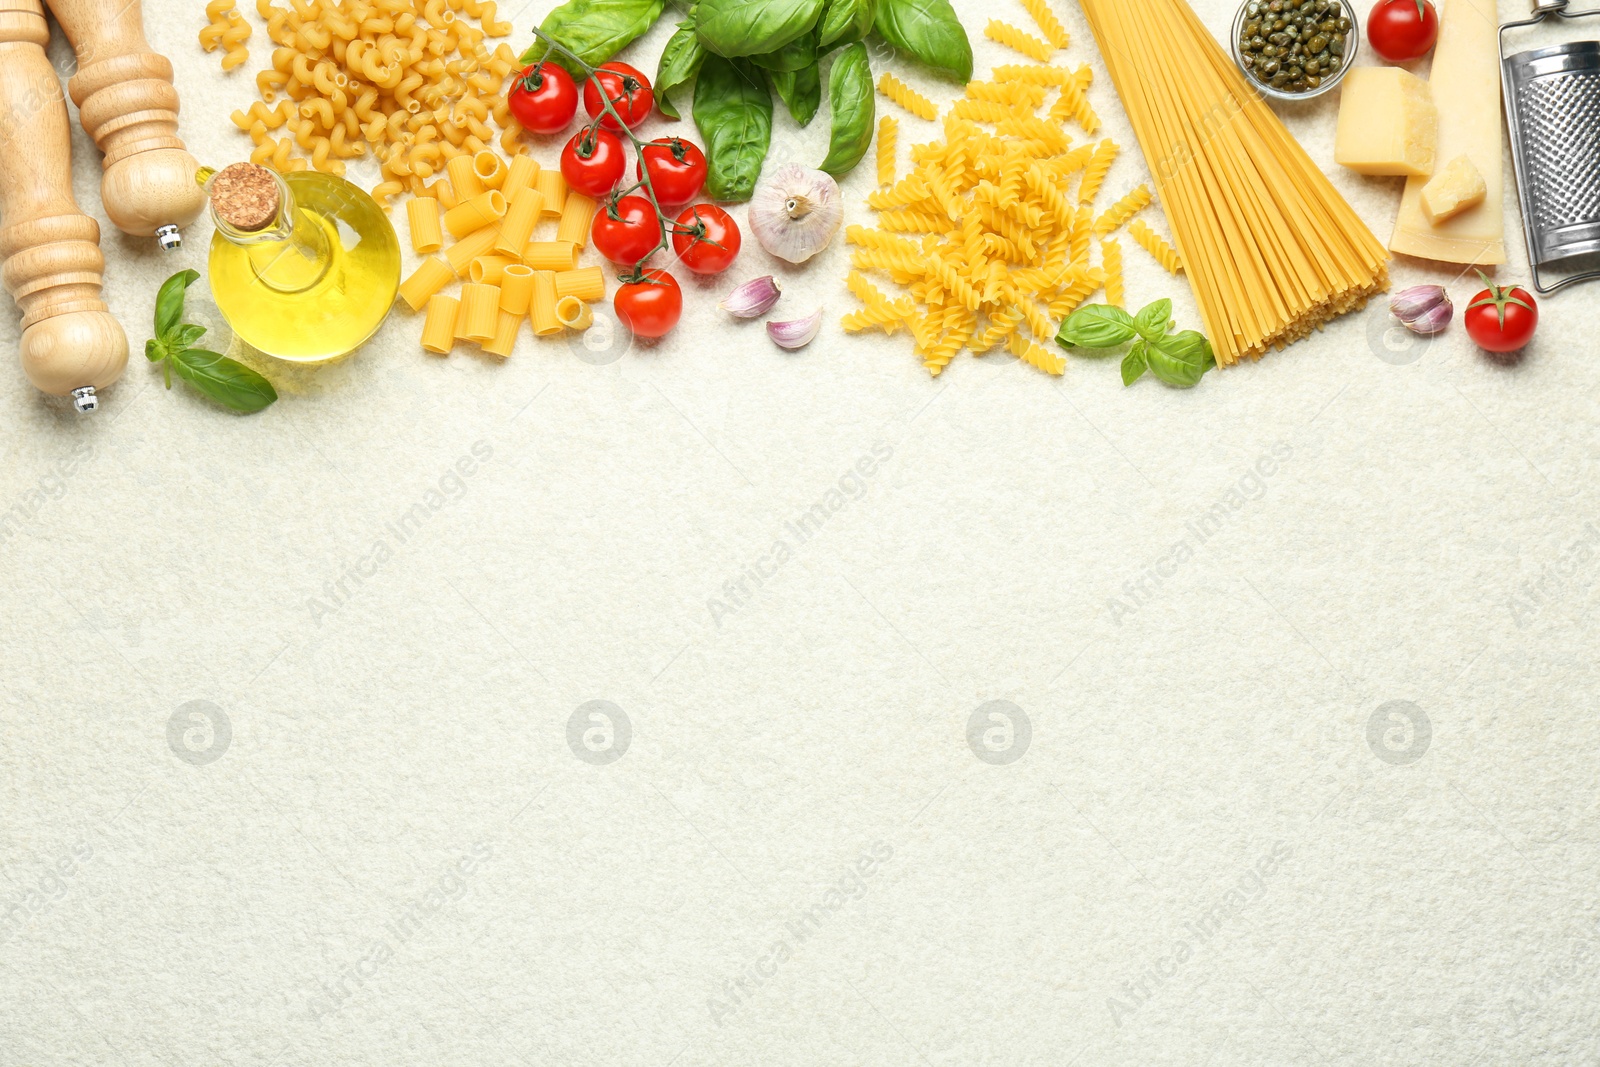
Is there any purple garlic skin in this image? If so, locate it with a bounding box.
[720,276,782,318]
[767,308,823,350]
[1390,285,1453,335]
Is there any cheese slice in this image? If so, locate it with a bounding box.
[1421,155,1488,223]
[1335,67,1438,177]
[1390,0,1505,265]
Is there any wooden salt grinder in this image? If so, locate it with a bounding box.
[0,0,128,410]
[46,0,206,249]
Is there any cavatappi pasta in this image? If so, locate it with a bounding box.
[845,37,1171,380]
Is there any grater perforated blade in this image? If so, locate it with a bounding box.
[1501,0,1600,293]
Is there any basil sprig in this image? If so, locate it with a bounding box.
[1055,298,1215,390]
[820,42,875,176]
[145,270,277,413]
[693,56,774,200]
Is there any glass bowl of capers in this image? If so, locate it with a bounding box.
[1232,0,1358,101]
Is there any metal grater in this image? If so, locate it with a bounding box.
[1501,0,1600,293]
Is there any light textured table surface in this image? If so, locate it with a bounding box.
[4,0,1599,1063]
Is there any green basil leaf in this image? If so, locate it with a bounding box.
[872,0,971,82]
[769,65,822,125]
[694,56,773,200]
[522,0,666,73]
[169,322,208,350]
[1133,298,1173,343]
[1055,304,1138,349]
[168,349,279,413]
[154,269,199,337]
[144,338,168,363]
[750,31,817,71]
[695,0,825,58]
[1144,330,1215,389]
[1121,343,1148,386]
[819,42,874,177]
[818,0,876,46]
[655,21,705,120]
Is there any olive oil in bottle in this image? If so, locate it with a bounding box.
[204,163,400,363]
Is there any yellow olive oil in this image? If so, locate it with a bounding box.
[208,171,400,363]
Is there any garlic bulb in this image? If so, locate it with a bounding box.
[749,164,842,264]
[1390,285,1453,335]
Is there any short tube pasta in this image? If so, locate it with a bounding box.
[502,154,540,201]
[494,187,545,258]
[407,196,443,253]
[535,169,566,217]
[446,154,485,200]
[399,256,455,311]
[530,271,561,335]
[421,293,459,353]
[443,189,507,239]
[556,193,597,248]
[472,150,507,190]
[468,255,514,284]
[482,309,521,357]
[519,240,574,272]
[460,282,501,340]
[445,223,503,275]
[553,266,605,302]
[555,296,593,331]
[499,264,535,314]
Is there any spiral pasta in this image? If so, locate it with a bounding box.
[985,20,1055,63]
[1077,139,1119,205]
[1129,220,1184,275]
[876,72,938,121]
[1019,0,1071,49]
[1094,184,1151,236]
[1101,239,1125,308]
[876,116,897,188]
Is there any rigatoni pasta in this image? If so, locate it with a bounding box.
[495,187,545,258]
[499,265,535,315]
[459,283,501,341]
[554,266,605,303]
[400,257,455,312]
[482,310,522,357]
[408,197,443,254]
[421,294,459,354]
[530,271,561,335]
[556,193,598,248]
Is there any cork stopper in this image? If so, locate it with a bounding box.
[209,163,281,232]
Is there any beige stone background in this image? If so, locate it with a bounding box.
[3,0,1598,1063]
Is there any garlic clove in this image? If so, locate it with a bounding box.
[1390,284,1451,332]
[719,275,783,318]
[767,308,823,350]
[749,163,843,265]
[1406,301,1454,335]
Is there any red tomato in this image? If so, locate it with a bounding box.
[1367,0,1439,63]
[1464,274,1538,354]
[637,138,707,207]
[506,63,578,135]
[592,195,662,265]
[615,269,682,339]
[671,205,741,274]
[560,127,626,198]
[582,62,654,133]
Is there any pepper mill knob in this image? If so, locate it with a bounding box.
[0,0,129,407]
[47,0,207,246]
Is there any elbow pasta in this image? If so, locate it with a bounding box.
[876,73,938,121]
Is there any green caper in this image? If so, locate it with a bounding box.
[1308,33,1329,52]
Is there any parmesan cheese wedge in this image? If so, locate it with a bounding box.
[1421,155,1489,224]
[1389,0,1506,266]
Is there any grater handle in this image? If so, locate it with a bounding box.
[1531,259,1600,295]
[1531,0,1569,14]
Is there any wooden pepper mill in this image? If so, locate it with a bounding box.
[47,0,207,250]
[0,0,128,411]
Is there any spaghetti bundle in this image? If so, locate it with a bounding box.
[1077,0,1389,365]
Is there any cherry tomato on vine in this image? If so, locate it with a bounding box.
[615,269,682,339]
[671,204,741,274]
[1367,0,1439,63]
[506,63,578,135]
[583,62,654,132]
[592,195,662,265]
[1464,274,1538,354]
[560,127,626,198]
[637,138,707,207]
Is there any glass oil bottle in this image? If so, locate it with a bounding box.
[203,163,401,363]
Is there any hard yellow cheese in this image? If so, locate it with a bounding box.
[1335,67,1438,177]
[1421,155,1488,224]
[1390,0,1505,265]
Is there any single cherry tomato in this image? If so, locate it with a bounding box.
[592,195,662,265]
[560,127,626,198]
[614,269,682,339]
[637,138,708,207]
[506,63,578,135]
[671,204,741,274]
[1464,274,1538,354]
[583,62,654,132]
[1367,0,1439,63]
